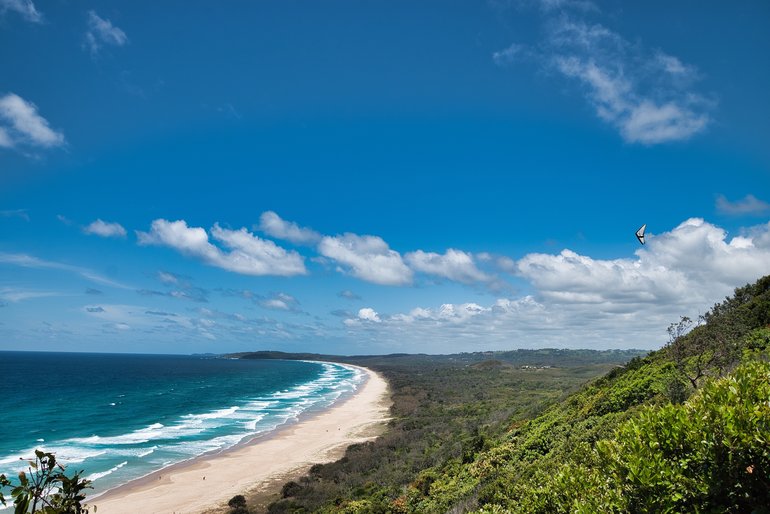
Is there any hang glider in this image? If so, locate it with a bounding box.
[636,224,647,245]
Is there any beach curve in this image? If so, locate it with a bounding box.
[91,364,391,514]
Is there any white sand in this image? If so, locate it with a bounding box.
[92,365,391,514]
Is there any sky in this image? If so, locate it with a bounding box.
[1,0,769,355]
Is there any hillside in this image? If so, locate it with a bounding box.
[398,275,770,513]
[242,275,770,513]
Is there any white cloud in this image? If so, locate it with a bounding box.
[257,213,492,286]
[259,292,300,311]
[495,14,711,144]
[339,218,770,352]
[318,233,413,286]
[0,127,12,147]
[536,0,597,12]
[654,52,695,77]
[0,288,61,303]
[0,0,41,22]
[405,249,490,283]
[85,11,128,56]
[516,218,770,308]
[137,219,307,277]
[258,211,321,245]
[716,194,770,216]
[357,307,381,322]
[0,93,65,150]
[0,252,131,289]
[551,34,709,144]
[83,219,127,238]
[157,271,179,285]
[493,43,525,66]
[344,307,382,325]
[0,209,30,221]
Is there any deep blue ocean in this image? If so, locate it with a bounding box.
[0,352,362,498]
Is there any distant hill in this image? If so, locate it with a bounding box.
[229,348,649,368]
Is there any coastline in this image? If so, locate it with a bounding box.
[91,363,391,514]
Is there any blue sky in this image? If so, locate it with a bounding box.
[1,0,769,354]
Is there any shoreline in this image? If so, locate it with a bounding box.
[91,363,391,514]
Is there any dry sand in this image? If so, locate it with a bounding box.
[92,364,391,514]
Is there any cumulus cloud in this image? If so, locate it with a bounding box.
[345,307,382,325]
[0,93,65,150]
[405,249,490,284]
[339,218,770,352]
[494,12,711,144]
[516,218,770,307]
[257,213,493,287]
[258,211,321,245]
[318,233,413,286]
[85,11,128,56]
[358,307,381,322]
[83,219,127,238]
[716,194,770,216]
[0,0,41,22]
[136,219,307,277]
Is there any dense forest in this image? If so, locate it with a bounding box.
[234,275,770,513]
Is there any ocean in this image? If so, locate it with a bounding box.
[0,352,363,499]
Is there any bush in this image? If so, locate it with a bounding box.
[0,450,92,514]
[227,494,249,513]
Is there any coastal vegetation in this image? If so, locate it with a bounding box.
[5,276,768,513]
[231,351,646,512]
[239,275,770,513]
[0,450,91,514]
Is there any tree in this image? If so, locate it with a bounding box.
[667,313,748,389]
[228,494,249,514]
[0,450,91,514]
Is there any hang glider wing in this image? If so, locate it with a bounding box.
[636,224,647,245]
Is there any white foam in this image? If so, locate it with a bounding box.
[136,446,157,458]
[181,406,240,421]
[69,423,167,446]
[87,461,128,481]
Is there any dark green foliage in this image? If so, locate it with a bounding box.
[0,474,10,507]
[499,357,770,513]
[258,275,768,513]
[0,450,92,514]
[402,275,770,513]
[258,351,639,513]
[228,494,250,513]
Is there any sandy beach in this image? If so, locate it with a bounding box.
[91,364,391,514]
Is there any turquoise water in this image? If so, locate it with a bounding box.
[0,352,363,498]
